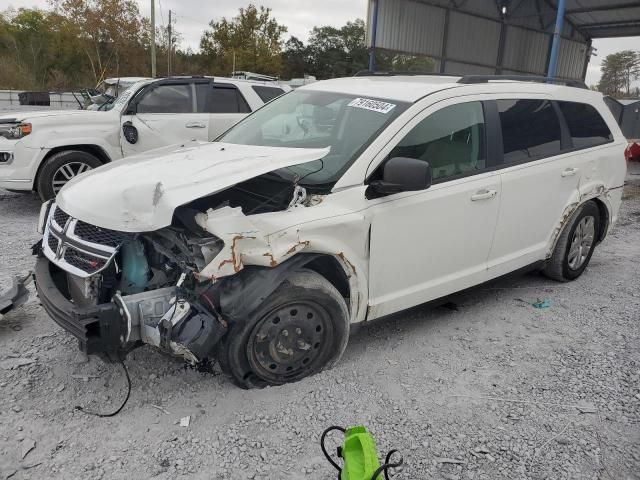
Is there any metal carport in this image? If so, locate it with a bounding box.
[366,0,640,80]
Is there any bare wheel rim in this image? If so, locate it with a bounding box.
[567,215,595,270]
[52,162,93,194]
[247,301,333,382]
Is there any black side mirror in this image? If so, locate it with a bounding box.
[369,157,432,197]
[122,121,138,144]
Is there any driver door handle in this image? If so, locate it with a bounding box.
[561,167,579,177]
[470,189,498,201]
[185,122,206,129]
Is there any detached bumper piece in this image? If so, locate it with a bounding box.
[34,256,123,354]
[0,272,32,315]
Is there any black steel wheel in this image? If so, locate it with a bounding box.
[217,268,350,389]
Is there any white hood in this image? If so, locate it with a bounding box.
[0,109,93,122]
[56,142,329,232]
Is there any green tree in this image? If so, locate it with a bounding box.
[200,4,287,76]
[305,19,368,78]
[597,50,640,97]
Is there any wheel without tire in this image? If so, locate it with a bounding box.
[544,201,600,282]
[217,269,350,389]
[37,150,103,201]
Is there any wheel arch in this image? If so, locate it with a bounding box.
[33,145,111,192]
[216,253,355,324]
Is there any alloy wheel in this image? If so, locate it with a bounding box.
[52,162,93,194]
[567,215,595,270]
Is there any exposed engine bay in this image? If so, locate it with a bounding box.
[35,171,340,366]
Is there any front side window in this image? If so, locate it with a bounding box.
[558,101,613,149]
[219,90,409,185]
[136,84,193,114]
[498,99,561,163]
[389,101,486,182]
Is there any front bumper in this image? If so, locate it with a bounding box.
[34,255,124,354]
[0,140,46,191]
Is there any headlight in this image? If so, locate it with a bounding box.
[0,122,32,140]
[37,200,53,235]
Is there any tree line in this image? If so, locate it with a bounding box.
[3,1,636,97]
[0,1,433,91]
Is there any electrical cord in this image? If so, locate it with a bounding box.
[321,426,346,472]
[74,353,132,418]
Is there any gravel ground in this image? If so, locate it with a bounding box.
[0,169,639,480]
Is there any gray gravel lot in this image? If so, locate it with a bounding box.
[0,170,639,480]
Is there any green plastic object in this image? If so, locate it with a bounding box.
[340,426,381,480]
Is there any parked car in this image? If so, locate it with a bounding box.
[0,76,290,200]
[33,74,627,388]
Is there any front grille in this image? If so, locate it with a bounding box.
[53,208,69,228]
[74,221,131,248]
[64,249,107,272]
[43,204,130,278]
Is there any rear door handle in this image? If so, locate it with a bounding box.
[185,122,206,129]
[561,167,579,177]
[470,189,498,201]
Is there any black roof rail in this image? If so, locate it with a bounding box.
[457,75,587,89]
[354,70,460,78]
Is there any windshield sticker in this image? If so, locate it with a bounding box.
[348,98,396,114]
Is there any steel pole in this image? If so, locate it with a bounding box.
[547,0,566,79]
[368,0,379,72]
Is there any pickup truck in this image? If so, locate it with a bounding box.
[0,76,289,200]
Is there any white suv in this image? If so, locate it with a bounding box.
[0,76,289,200]
[33,74,627,388]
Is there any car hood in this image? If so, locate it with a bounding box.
[56,141,329,232]
[0,109,96,123]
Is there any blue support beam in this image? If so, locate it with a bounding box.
[368,0,379,72]
[547,0,566,79]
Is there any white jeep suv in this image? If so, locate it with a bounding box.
[33,74,627,388]
[0,76,289,200]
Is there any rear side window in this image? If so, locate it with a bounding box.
[558,101,613,148]
[211,85,251,114]
[252,85,285,103]
[497,99,561,163]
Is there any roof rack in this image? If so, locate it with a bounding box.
[457,75,587,89]
[354,70,460,78]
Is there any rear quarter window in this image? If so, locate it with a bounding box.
[252,86,285,103]
[557,101,613,149]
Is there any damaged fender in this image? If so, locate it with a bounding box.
[195,196,370,324]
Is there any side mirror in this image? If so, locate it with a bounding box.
[122,121,138,144]
[369,157,432,197]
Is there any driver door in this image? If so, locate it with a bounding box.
[367,99,502,318]
[120,80,210,157]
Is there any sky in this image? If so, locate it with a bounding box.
[4,0,639,87]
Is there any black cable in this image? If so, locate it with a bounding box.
[74,353,132,418]
[371,449,404,480]
[320,426,346,472]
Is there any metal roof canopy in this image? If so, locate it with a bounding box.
[366,0,640,81]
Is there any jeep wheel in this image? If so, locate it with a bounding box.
[217,269,350,389]
[544,200,600,282]
[37,150,103,201]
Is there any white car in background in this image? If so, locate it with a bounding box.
[0,76,289,200]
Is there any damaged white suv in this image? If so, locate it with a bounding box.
[33,74,627,388]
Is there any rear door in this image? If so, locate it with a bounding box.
[120,80,210,157]
[487,96,587,276]
[197,82,252,140]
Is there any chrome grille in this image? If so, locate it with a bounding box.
[43,204,131,278]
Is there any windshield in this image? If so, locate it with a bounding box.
[218,90,409,185]
[100,80,147,112]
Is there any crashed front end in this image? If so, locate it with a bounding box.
[35,202,229,362]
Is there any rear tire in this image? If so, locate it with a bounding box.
[217,269,350,389]
[37,150,103,201]
[544,201,600,282]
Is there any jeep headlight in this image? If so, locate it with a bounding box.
[0,122,32,140]
[37,200,53,235]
